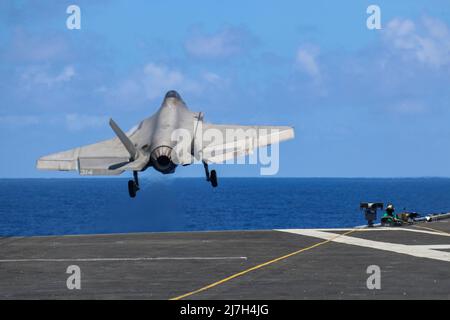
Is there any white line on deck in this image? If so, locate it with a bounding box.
[276,229,450,262]
[313,227,450,237]
[0,256,248,263]
[378,227,450,237]
[411,244,450,250]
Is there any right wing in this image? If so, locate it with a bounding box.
[37,137,134,175]
[37,118,152,176]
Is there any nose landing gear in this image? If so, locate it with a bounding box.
[128,171,140,198]
[203,161,218,188]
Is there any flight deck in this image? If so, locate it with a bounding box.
[0,220,449,299]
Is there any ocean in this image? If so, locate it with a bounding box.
[1,178,450,236]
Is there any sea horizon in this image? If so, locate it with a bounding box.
[1,177,450,237]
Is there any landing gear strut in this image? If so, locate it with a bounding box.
[128,171,140,198]
[203,161,218,188]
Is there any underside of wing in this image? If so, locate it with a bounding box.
[198,123,294,164]
[37,116,155,176]
[36,137,133,175]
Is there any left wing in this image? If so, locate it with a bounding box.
[197,123,294,163]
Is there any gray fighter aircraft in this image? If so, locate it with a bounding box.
[37,90,294,197]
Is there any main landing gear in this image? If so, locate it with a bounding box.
[203,161,218,188]
[128,171,140,198]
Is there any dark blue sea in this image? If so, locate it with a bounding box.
[1,178,450,236]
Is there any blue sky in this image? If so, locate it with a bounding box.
[1,0,450,178]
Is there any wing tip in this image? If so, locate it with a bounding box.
[288,126,295,139]
[35,157,78,171]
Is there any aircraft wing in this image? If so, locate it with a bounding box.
[37,138,132,175]
[198,123,294,163]
[37,119,151,176]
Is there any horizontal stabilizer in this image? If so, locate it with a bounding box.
[109,118,137,160]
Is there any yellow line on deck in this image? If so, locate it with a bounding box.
[170,229,357,300]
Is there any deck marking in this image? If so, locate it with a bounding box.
[0,256,247,263]
[411,244,450,249]
[278,229,450,262]
[315,227,450,237]
[169,229,357,300]
[393,227,450,237]
[409,225,449,235]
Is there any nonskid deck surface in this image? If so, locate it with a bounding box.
[0,220,449,299]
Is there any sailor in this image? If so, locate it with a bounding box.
[385,204,395,217]
[381,203,401,226]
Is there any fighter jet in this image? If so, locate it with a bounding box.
[37,90,294,197]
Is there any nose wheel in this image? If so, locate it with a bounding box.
[128,171,140,198]
[203,161,218,188]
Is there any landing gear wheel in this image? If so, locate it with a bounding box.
[128,180,137,198]
[128,171,141,198]
[210,170,218,187]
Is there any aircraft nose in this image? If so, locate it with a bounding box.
[164,90,181,100]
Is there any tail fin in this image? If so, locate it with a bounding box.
[109,118,138,160]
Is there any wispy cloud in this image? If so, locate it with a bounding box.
[295,45,321,80]
[142,63,201,99]
[104,62,228,105]
[286,16,450,116]
[184,26,256,59]
[384,16,450,68]
[20,65,75,87]
[0,115,41,127]
[0,114,108,132]
[3,28,71,63]
[65,114,109,131]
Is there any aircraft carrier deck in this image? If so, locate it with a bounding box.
[0,220,449,299]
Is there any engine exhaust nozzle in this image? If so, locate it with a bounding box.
[150,146,176,174]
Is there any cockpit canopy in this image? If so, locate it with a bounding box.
[164,90,182,100]
[162,90,186,107]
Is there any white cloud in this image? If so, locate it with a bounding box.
[141,63,199,100]
[0,115,41,126]
[390,100,427,115]
[65,114,108,131]
[295,45,321,79]
[0,113,107,131]
[202,71,229,86]
[384,17,450,68]
[5,29,70,63]
[184,26,254,59]
[106,62,226,105]
[21,65,75,87]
